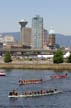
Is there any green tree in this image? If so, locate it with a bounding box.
[53,49,63,63]
[67,53,71,63]
[4,51,12,63]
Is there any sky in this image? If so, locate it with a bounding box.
[0,0,71,35]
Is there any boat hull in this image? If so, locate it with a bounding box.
[0,73,6,76]
[19,79,43,85]
[50,74,67,79]
[8,91,62,98]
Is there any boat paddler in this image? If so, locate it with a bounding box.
[9,90,18,96]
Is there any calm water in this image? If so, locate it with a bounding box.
[0,69,71,108]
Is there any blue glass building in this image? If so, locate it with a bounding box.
[31,15,43,49]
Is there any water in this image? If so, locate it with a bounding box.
[0,69,71,108]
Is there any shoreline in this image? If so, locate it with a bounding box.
[0,63,71,70]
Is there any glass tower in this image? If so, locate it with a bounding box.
[31,15,43,49]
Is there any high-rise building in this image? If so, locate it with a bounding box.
[31,15,43,49]
[18,26,47,49]
[47,28,56,48]
[43,29,48,46]
[19,19,28,46]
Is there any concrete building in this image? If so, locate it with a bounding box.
[19,19,28,47]
[22,28,31,47]
[31,15,43,49]
[3,35,18,48]
[47,28,56,48]
[0,35,3,49]
[43,29,48,48]
[0,36,3,43]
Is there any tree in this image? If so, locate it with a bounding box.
[53,49,63,63]
[67,53,71,63]
[4,51,12,63]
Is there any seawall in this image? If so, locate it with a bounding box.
[0,63,71,70]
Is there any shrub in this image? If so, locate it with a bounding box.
[53,49,63,63]
[4,51,12,63]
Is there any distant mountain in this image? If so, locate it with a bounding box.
[1,32,20,41]
[56,33,71,47]
[1,32,71,47]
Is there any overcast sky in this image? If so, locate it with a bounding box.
[0,0,71,35]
